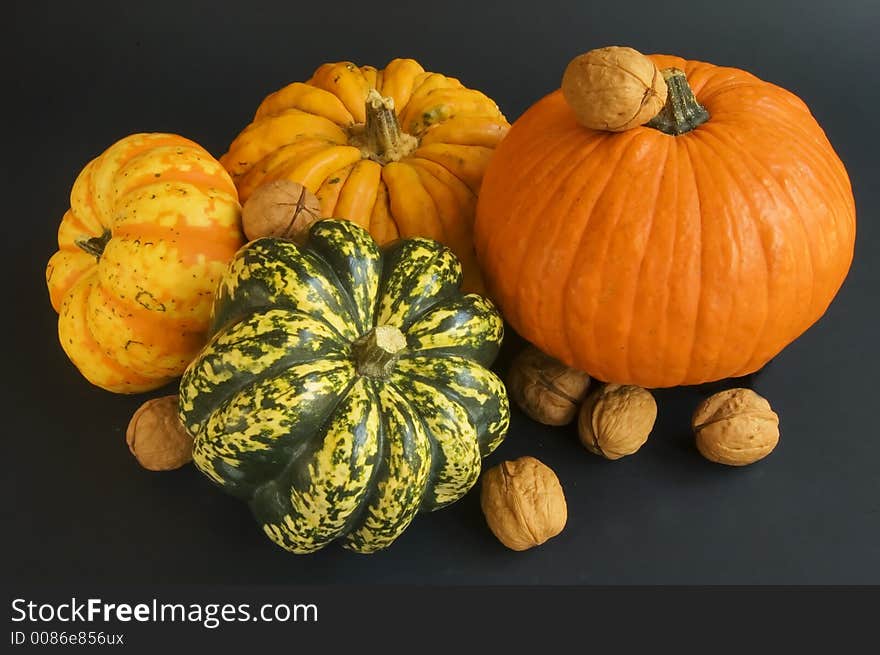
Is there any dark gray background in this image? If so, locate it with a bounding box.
[2,0,878,585]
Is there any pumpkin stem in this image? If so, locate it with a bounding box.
[352,325,407,377]
[646,68,709,135]
[75,229,112,260]
[355,89,418,165]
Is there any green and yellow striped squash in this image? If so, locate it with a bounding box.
[179,219,509,554]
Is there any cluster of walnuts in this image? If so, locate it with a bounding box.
[506,344,779,466]
[480,344,780,552]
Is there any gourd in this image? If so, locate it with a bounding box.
[219,58,509,292]
[46,133,244,393]
[179,219,509,554]
[474,54,856,388]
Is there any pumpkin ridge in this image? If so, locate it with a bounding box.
[655,135,681,375]
[395,355,508,457]
[689,127,773,378]
[702,123,818,371]
[87,283,209,372]
[501,130,609,340]
[60,274,167,392]
[383,161,446,242]
[180,322,351,437]
[404,294,503,366]
[402,375,481,511]
[557,132,646,377]
[404,73,457,113]
[342,382,432,553]
[688,132,769,381]
[537,134,627,367]
[676,137,707,384]
[384,377,440,513]
[248,375,379,552]
[696,129,757,378]
[477,104,587,272]
[336,377,387,538]
[223,239,360,341]
[401,162,451,240]
[202,359,358,497]
[742,99,854,222]
[622,136,673,382]
[307,220,384,334]
[376,241,461,331]
[301,242,370,337]
[343,379,439,551]
[406,147,477,206]
[237,140,337,201]
[59,209,105,250]
[331,160,381,229]
[387,376,442,510]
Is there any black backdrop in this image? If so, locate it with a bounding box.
[3,0,878,585]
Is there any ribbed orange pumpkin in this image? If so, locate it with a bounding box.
[474,54,856,388]
[220,58,509,292]
[46,133,244,393]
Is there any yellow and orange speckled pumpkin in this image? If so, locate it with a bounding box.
[46,133,244,393]
[220,58,509,292]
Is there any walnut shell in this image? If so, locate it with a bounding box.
[241,179,323,244]
[693,388,779,466]
[578,384,657,459]
[507,345,591,426]
[126,395,193,471]
[480,456,567,551]
[562,46,668,131]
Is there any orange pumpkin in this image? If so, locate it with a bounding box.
[46,133,244,393]
[219,58,509,292]
[474,54,856,388]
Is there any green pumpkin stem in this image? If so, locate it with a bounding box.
[352,325,407,377]
[646,68,709,135]
[75,229,112,260]
[359,89,418,165]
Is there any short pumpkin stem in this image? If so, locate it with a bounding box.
[358,89,418,165]
[352,325,407,377]
[646,68,709,135]
[75,229,112,260]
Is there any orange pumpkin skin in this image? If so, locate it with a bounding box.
[46,133,244,393]
[474,55,856,388]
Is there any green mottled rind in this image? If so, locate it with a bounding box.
[343,383,431,553]
[194,358,355,499]
[377,238,462,330]
[406,294,504,366]
[385,373,482,510]
[178,219,509,554]
[252,378,380,554]
[307,220,382,333]
[396,355,509,458]
[210,238,359,341]
[180,308,347,437]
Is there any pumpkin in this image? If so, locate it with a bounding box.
[219,58,509,292]
[474,55,856,388]
[178,219,509,554]
[46,133,244,393]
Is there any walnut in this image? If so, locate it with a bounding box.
[126,395,193,471]
[507,345,591,425]
[578,384,657,459]
[561,46,668,131]
[480,456,567,551]
[693,388,780,466]
[241,179,323,244]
